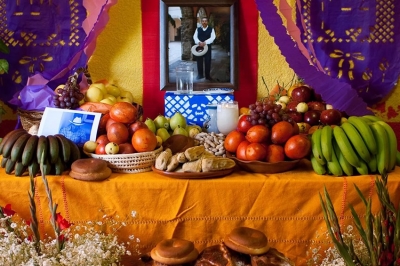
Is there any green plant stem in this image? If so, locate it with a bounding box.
[28,174,41,254]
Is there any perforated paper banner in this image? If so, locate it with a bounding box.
[0,0,117,109]
[295,0,400,106]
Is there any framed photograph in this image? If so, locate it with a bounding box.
[160,0,238,91]
[38,107,102,147]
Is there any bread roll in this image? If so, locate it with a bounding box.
[150,238,199,265]
[223,227,270,255]
[69,158,112,181]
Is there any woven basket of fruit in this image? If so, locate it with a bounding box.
[17,108,44,131]
[84,145,163,174]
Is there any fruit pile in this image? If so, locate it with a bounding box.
[84,102,159,155]
[248,81,344,134]
[0,129,80,176]
[224,120,311,163]
[310,115,399,176]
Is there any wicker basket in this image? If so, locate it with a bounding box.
[17,109,44,131]
[84,146,163,174]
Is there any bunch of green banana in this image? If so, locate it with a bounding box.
[0,129,81,176]
[310,115,398,176]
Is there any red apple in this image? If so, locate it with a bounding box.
[303,110,321,126]
[128,121,148,136]
[286,101,300,112]
[118,143,136,154]
[320,109,342,125]
[291,85,312,102]
[307,101,326,112]
[286,111,303,123]
[237,115,253,133]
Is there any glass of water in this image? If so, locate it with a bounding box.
[176,66,194,94]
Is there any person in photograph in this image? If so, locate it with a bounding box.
[193,17,216,80]
[59,114,90,147]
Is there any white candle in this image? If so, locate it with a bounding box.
[217,101,239,135]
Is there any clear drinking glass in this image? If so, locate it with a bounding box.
[216,101,239,135]
[175,66,194,94]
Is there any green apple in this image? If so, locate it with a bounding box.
[105,142,119,155]
[100,98,115,105]
[90,83,107,97]
[106,83,121,97]
[154,115,170,130]
[144,118,157,133]
[105,94,117,104]
[85,86,103,102]
[83,140,98,153]
[156,128,170,142]
[117,90,134,103]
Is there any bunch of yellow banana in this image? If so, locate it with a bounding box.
[0,129,81,177]
[310,115,399,176]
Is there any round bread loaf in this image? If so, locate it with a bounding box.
[150,238,199,265]
[69,158,112,181]
[223,227,270,255]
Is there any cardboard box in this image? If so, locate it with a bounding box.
[164,91,234,127]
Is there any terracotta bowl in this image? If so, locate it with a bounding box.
[226,151,299,173]
[162,135,195,154]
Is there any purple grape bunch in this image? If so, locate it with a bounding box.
[52,85,85,109]
[247,99,292,128]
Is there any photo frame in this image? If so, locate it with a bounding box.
[160,0,238,91]
[38,107,101,147]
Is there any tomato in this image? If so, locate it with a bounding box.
[106,117,118,131]
[237,115,252,133]
[128,121,148,137]
[236,140,250,160]
[118,142,136,154]
[107,122,129,144]
[95,143,107,155]
[109,102,138,124]
[131,128,157,152]
[245,125,270,143]
[224,130,246,153]
[270,121,295,145]
[284,134,311,160]
[99,113,110,132]
[96,134,109,145]
[265,144,285,163]
[245,142,267,161]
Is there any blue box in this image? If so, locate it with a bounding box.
[164,91,234,127]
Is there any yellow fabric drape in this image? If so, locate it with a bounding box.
[1,160,399,265]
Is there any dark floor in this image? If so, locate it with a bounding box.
[168,42,230,84]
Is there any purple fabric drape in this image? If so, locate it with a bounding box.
[255,0,372,116]
[0,0,117,110]
[296,0,400,106]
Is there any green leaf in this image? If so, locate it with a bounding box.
[349,204,369,250]
[0,59,9,74]
[0,39,9,54]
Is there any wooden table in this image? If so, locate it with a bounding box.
[1,159,399,265]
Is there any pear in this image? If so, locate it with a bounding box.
[188,127,200,138]
[172,125,188,137]
[154,115,170,130]
[144,118,157,134]
[169,112,186,131]
[157,128,171,142]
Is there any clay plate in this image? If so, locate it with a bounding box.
[162,135,195,154]
[226,152,299,173]
[151,165,234,179]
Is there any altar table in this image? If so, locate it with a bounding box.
[1,159,400,265]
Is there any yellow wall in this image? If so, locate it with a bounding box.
[88,1,400,122]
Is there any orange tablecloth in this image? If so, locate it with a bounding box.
[1,160,400,265]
